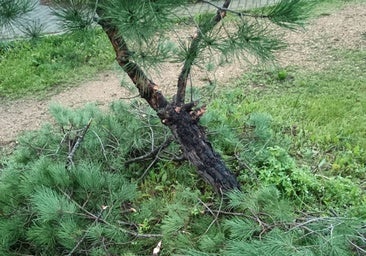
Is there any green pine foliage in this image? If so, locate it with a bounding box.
[0,102,154,254]
[46,0,316,74]
[0,0,35,30]
[0,98,365,255]
[1,0,365,255]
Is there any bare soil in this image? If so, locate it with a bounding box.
[1,3,365,147]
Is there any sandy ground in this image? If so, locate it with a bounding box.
[0,3,365,147]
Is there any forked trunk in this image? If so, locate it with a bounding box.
[97,3,240,193]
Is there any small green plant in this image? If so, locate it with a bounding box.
[19,19,45,39]
[277,69,288,80]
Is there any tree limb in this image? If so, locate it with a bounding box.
[175,0,232,105]
[97,19,168,112]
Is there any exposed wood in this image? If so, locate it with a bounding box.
[66,118,92,170]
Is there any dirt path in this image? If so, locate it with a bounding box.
[1,3,365,146]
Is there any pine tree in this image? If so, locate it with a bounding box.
[0,0,315,192]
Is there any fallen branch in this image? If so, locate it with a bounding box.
[59,188,163,239]
[66,118,92,170]
[67,205,107,256]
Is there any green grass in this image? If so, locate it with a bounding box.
[238,48,366,151]
[202,44,366,198]
[196,44,366,216]
[0,0,360,100]
[0,29,114,99]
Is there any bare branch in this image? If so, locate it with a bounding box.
[59,188,163,240]
[201,0,268,19]
[66,118,92,170]
[124,137,174,165]
[67,205,107,256]
[200,189,224,236]
[348,239,366,254]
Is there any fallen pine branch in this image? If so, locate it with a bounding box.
[66,118,92,170]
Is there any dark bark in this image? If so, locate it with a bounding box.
[159,103,240,193]
[97,0,240,193]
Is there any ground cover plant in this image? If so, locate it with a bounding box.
[0,30,113,98]
[0,0,366,255]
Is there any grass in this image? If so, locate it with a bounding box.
[0,0,360,100]
[237,52,366,149]
[196,43,366,216]
[0,29,114,99]
[206,45,366,187]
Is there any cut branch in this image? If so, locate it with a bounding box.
[124,137,174,165]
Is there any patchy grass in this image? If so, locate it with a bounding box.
[194,45,366,217]
[204,45,366,194]
[239,48,366,150]
[0,29,114,99]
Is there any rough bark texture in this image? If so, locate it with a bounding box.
[97,0,240,193]
[159,104,241,193]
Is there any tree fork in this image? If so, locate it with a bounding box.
[97,3,240,193]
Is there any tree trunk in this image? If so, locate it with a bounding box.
[97,3,240,193]
[159,103,240,193]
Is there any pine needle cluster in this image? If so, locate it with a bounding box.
[0,0,35,28]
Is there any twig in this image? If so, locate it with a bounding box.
[201,0,270,19]
[175,0,232,104]
[67,205,107,256]
[198,198,215,217]
[91,130,108,162]
[125,137,173,165]
[288,217,350,232]
[348,239,366,254]
[202,188,224,236]
[119,94,140,100]
[59,188,162,239]
[54,132,69,155]
[58,188,107,223]
[137,152,160,182]
[208,209,247,217]
[66,118,92,170]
